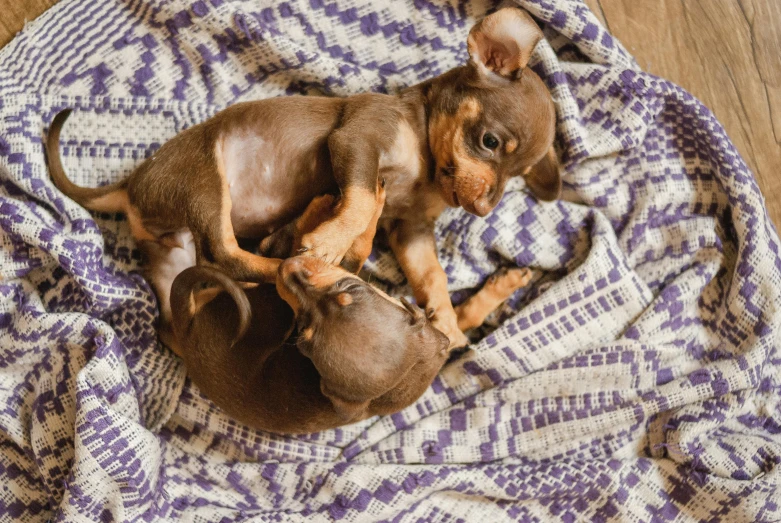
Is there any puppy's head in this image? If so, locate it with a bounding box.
[427,7,560,216]
[276,256,449,423]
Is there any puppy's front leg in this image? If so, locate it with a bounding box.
[299,130,381,264]
[388,219,469,350]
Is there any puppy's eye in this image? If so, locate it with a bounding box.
[482,132,500,150]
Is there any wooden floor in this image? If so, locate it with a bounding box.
[1,0,779,227]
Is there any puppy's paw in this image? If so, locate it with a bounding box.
[431,313,469,350]
[486,267,532,294]
[299,230,352,265]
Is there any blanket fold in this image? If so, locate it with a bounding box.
[1,0,779,521]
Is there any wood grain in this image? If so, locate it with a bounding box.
[586,0,781,228]
[0,0,58,48]
[0,0,779,227]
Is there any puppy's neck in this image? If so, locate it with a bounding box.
[396,84,438,182]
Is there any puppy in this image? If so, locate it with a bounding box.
[147,192,532,433]
[46,7,558,349]
[165,260,531,434]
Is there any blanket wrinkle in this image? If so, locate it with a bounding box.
[1,0,780,521]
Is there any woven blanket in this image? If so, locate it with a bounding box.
[1,0,780,521]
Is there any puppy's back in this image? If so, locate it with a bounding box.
[170,266,341,434]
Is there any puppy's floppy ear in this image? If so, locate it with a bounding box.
[321,382,370,423]
[423,324,451,356]
[524,146,561,201]
[400,297,427,325]
[401,297,452,354]
[467,8,543,81]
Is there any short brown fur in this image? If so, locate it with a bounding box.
[169,256,531,434]
[46,7,559,350]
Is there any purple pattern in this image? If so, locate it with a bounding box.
[1,0,780,521]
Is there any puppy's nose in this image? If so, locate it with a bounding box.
[279,257,314,283]
[471,186,495,217]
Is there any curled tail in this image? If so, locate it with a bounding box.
[46,109,128,212]
[170,266,252,347]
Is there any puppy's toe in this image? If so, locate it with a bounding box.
[487,266,509,284]
[487,267,532,293]
[503,267,533,289]
[300,234,349,265]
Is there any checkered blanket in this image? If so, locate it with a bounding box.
[1,0,779,521]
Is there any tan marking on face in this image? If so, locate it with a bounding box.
[369,285,406,310]
[429,98,497,206]
[461,98,481,120]
[505,139,518,154]
[336,293,353,306]
[302,327,314,340]
[307,265,356,290]
[452,147,496,204]
[429,97,481,168]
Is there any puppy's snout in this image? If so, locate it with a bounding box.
[469,184,496,217]
[279,257,315,284]
[279,255,344,291]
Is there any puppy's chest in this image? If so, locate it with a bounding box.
[378,121,444,220]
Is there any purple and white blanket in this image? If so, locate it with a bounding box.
[1,0,780,521]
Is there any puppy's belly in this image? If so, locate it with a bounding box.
[222,132,334,238]
[228,180,302,238]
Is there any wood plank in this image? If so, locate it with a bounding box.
[0,0,58,48]
[585,0,781,228]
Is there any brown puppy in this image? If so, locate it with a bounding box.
[46,7,558,349]
[147,192,531,432]
[167,260,531,434]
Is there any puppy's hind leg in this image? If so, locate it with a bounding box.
[139,235,197,356]
[455,267,532,332]
[193,185,281,284]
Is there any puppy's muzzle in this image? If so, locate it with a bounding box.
[279,257,314,292]
[456,178,496,217]
[278,256,347,293]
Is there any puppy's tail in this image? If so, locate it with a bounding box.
[170,266,252,346]
[46,109,129,213]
